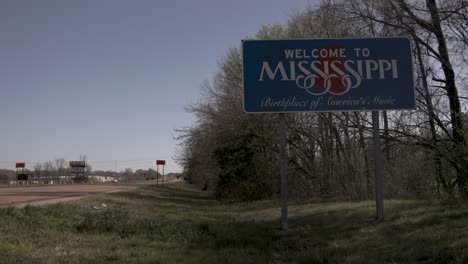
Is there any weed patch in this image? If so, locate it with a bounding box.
[1,182,467,263]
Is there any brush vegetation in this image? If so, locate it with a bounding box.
[0,182,467,263]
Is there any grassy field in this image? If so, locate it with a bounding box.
[0,182,467,263]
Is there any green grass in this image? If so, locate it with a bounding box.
[0,182,467,263]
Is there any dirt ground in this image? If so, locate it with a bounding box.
[0,181,162,208]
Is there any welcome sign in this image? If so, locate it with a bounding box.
[242,38,414,113]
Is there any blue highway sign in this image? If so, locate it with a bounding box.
[242,38,415,113]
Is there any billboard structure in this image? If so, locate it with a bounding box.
[70,161,86,183]
[16,162,28,183]
[242,38,414,229]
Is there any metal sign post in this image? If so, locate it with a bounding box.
[279,113,288,230]
[156,160,166,187]
[372,111,384,220]
[156,165,159,185]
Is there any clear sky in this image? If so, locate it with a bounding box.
[0,0,312,173]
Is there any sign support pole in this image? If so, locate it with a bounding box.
[156,165,159,185]
[279,113,288,230]
[372,111,384,220]
[162,164,165,188]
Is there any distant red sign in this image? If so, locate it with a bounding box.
[16,162,25,168]
[156,160,166,165]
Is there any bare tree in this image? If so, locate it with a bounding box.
[33,163,42,184]
[54,158,66,184]
[43,161,54,184]
[175,0,467,200]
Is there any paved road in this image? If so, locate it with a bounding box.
[0,181,159,208]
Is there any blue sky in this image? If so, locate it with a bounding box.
[0,0,313,173]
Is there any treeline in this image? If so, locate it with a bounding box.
[0,158,93,183]
[176,0,468,201]
[95,168,161,182]
[0,159,171,183]
[0,169,15,184]
[33,158,92,182]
